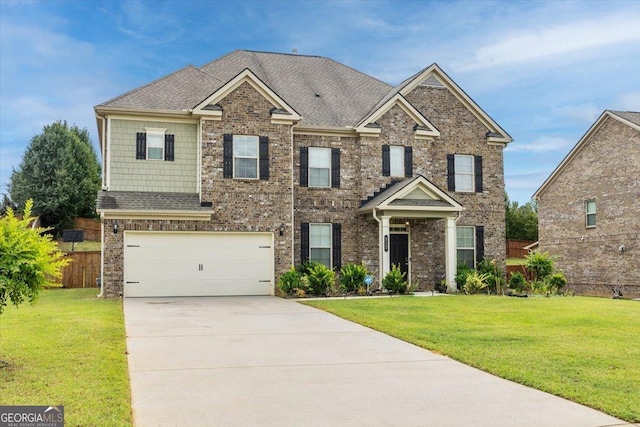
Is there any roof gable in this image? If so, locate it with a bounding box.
[534,110,640,199]
[359,175,462,213]
[355,94,440,139]
[193,68,301,123]
[400,64,512,145]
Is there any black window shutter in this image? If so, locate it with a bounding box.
[300,147,308,187]
[474,155,483,193]
[164,134,175,161]
[223,134,233,178]
[382,145,390,176]
[475,226,485,265]
[332,223,342,269]
[136,133,146,160]
[447,154,455,191]
[301,223,310,264]
[331,148,340,188]
[259,136,269,180]
[404,146,413,178]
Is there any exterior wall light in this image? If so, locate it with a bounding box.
[113,221,119,234]
[278,223,285,236]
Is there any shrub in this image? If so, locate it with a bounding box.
[339,262,369,293]
[508,271,527,292]
[277,267,309,296]
[455,263,473,292]
[463,271,491,295]
[382,264,407,294]
[477,258,505,294]
[306,263,335,296]
[546,272,567,294]
[525,250,555,282]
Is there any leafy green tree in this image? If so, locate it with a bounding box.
[505,193,538,241]
[0,200,69,314]
[8,121,101,235]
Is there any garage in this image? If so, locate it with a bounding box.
[123,232,274,297]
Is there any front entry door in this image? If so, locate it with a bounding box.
[390,234,409,280]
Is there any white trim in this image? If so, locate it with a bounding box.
[445,217,457,292]
[107,114,199,124]
[293,126,356,137]
[355,94,440,139]
[106,117,112,190]
[192,69,301,122]
[197,120,202,201]
[99,210,212,221]
[399,64,512,145]
[535,111,639,199]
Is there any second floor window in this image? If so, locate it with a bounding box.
[586,200,596,227]
[300,146,340,188]
[136,128,175,161]
[233,135,259,179]
[146,132,164,160]
[390,146,404,176]
[309,147,331,187]
[447,154,482,193]
[382,145,413,177]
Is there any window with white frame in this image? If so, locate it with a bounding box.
[389,146,404,177]
[310,223,332,267]
[309,147,331,187]
[456,226,475,268]
[586,200,596,227]
[233,135,258,179]
[146,129,165,160]
[454,155,474,192]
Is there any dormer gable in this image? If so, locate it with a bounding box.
[355,94,440,140]
[193,68,301,124]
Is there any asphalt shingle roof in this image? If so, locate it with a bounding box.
[97,191,209,212]
[98,50,392,128]
[610,110,640,127]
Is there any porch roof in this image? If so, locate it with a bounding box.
[358,175,463,216]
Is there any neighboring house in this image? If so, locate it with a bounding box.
[94,50,512,298]
[534,110,640,298]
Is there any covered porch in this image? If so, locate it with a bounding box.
[358,176,463,292]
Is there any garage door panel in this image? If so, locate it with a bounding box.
[124,232,274,297]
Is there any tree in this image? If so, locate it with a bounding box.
[8,121,101,235]
[505,193,538,241]
[0,200,69,314]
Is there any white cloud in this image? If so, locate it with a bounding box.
[455,14,640,72]
[506,136,573,153]
[614,92,640,111]
[553,103,602,123]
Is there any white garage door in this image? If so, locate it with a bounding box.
[123,232,274,297]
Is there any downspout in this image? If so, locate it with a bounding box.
[371,207,382,288]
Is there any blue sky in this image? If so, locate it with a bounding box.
[1,0,639,204]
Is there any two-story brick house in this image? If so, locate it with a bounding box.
[95,50,511,297]
[534,110,640,298]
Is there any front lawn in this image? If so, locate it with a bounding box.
[0,289,131,426]
[303,296,640,422]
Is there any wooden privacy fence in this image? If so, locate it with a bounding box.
[506,265,534,281]
[506,239,536,258]
[74,217,101,241]
[50,251,101,288]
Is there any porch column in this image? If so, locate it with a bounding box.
[445,216,457,292]
[380,215,391,286]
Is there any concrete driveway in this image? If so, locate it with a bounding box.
[124,296,630,427]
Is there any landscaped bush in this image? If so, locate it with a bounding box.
[306,262,335,296]
[477,258,505,294]
[525,250,555,282]
[382,264,407,294]
[463,270,490,294]
[339,262,369,294]
[546,272,567,294]
[455,263,473,292]
[508,271,527,292]
[277,267,309,296]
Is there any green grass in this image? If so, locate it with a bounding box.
[506,257,527,265]
[57,240,102,252]
[0,289,131,426]
[303,296,640,422]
